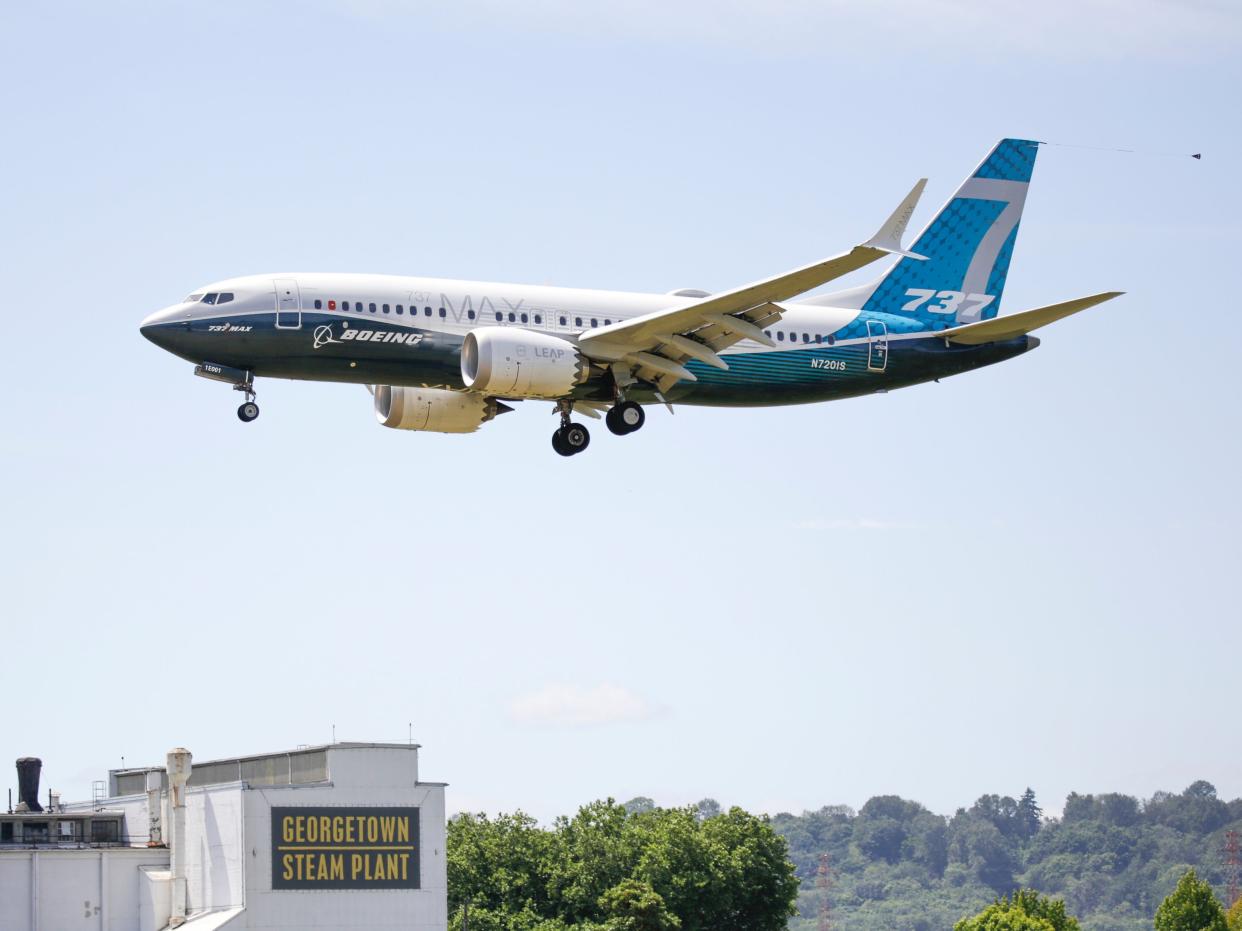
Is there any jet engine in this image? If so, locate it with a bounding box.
[461,327,588,398]
[374,385,509,434]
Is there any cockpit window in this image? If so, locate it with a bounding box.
[202,293,219,304]
[184,294,204,303]
[216,292,234,304]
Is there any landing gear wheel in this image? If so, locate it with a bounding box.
[553,423,590,456]
[237,401,260,422]
[606,401,645,436]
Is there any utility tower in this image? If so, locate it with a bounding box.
[816,853,833,931]
[1225,829,1240,908]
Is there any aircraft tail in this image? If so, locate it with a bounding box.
[803,138,1041,327]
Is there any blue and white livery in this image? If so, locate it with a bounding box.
[140,139,1120,456]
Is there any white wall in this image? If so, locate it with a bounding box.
[0,848,170,931]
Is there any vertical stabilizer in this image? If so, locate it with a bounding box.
[803,138,1040,327]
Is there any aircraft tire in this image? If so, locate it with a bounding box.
[607,401,644,435]
[563,423,590,454]
[237,402,260,423]
[552,428,573,457]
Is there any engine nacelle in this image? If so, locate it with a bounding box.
[374,385,505,434]
[461,327,587,399]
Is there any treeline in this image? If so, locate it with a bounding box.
[445,781,1241,931]
[773,780,1242,931]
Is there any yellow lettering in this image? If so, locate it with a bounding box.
[386,853,399,879]
[333,817,344,844]
[294,817,305,844]
[282,816,294,844]
[330,854,344,881]
[351,853,363,880]
[381,817,395,843]
[398,818,410,843]
[319,816,331,845]
[399,853,409,880]
[282,854,293,881]
[367,817,378,843]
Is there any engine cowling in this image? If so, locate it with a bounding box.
[375,385,506,434]
[461,327,588,398]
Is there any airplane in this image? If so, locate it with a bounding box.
[140,138,1120,456]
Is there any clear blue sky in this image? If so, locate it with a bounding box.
[3,0,1238,822]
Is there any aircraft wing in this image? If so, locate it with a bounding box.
[575,179,928,393]
[938,291,1123,345]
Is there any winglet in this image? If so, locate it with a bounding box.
[863,178,928,260]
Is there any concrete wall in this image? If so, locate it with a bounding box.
[0,848,170,931]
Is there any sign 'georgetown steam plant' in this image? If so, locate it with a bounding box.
[273,806,420,888]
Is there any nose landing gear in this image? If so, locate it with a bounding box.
[234,372,259,423]
[237,400,260,422]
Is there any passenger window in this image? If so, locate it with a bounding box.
[535,314,542,325]
[343,301,350,311]
[803,333,809,343]
[520,313,528,323]
[202,293,218,304]
[764,330,772,338]
[383,304,390,313]
[575,317,582,327]
[815,334,822,343]
[396,305,403,314]
[369,303,377,312]
[495,312,502,322]
[828,335,836,345]
[468,310,475,320]
[314,299,322,309]
[591,318,598,327]
[604,319,611,326]
[217,293,234,304]
[559,316,567,326]
[777,331,785,341]
[439,308,446,318]
[425,307,432,316]
[508,312,516,322]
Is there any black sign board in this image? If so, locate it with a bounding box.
[271,807,420,890]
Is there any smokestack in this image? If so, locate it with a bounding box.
[16,758,43,812]
[167,748,192,929]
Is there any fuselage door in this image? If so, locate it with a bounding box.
[274,278,301,329]
[867,319,888,372]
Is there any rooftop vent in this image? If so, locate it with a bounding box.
[16,757,43,812]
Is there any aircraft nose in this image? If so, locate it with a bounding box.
[140,306,184,349]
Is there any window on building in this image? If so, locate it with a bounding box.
[91,821,119,843]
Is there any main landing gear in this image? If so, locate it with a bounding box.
[606,400,645,436]
[552,400,590,457]
[552,399,647,456]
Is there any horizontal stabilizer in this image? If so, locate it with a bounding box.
[938,291,1123,345]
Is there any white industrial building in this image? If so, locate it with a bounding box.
[0,743,447,930]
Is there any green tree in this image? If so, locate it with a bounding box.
[954,889,1080,931]
[1225,897,1242,931]
[1153,870,1228,931]
[599,879,681,931]
[1017,789,1043,840]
